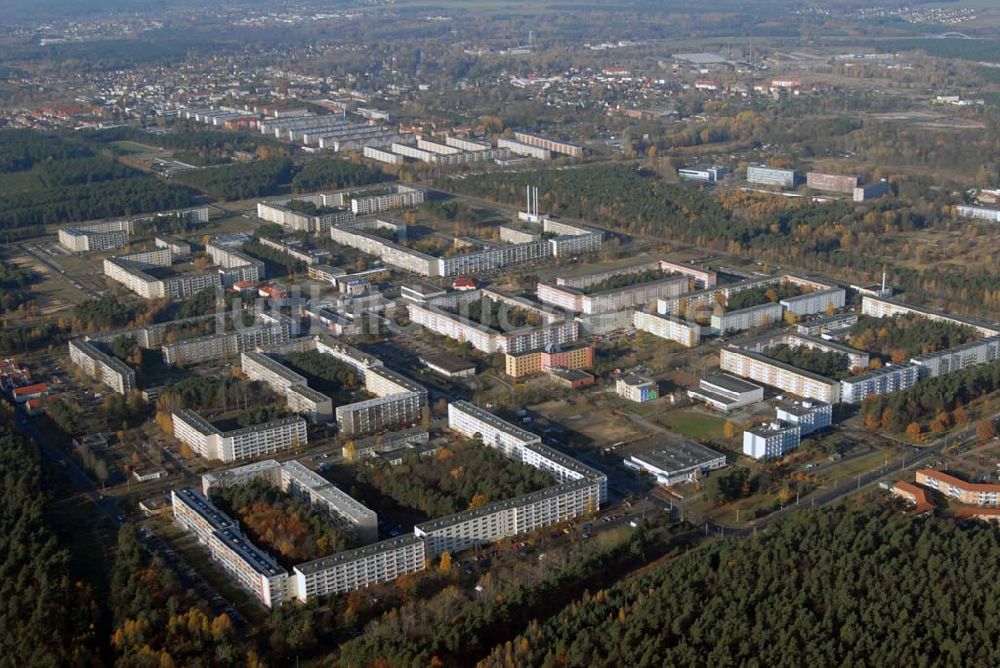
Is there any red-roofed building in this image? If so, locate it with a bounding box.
[891,480,933,515]
[12,382,48,403]
[953,507,1000,523]
[23,397,46,415]
[453,277,477,291]
[916,469,1000,506]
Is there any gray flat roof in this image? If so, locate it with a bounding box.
[702,373,762,395]
[294,534,423,575]
[631,440,725,474]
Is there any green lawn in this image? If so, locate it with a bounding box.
[657,410,727,442]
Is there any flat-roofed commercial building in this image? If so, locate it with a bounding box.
[806,172,860,194]
[711,302,784,334]
[171,488,289,607]
[743,421,802,460]
[917,469,1000,506]
[418,353,476,378]
[625,440,727,485]
[633,311,702,347]
[687,374,764,412]
[171,409,308,463]
[839,363,920,404]
[747,164,799,188]
[720,346,842,403]
[68,338,136,395]
[861,296,1000,338]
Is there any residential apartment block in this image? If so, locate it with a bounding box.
[68,338,136,395]
[743,421,802,460]
[911,336,1000,378]
[780,287,846,317]
[172,488,289,607]
[512,131,584,158]
[162,313,294,366]
[720,346,842,403]
[206,241,265,286]
[839,364,920,404]
[633,311,702,347]
[711,302,784,334]
[103,248,221,300]
[616,373,659,403]
[861,296,1000,338]
[58,219,134,253]
[775,400,832,435]
[171,409,308,462]
[746,164,799,188]
[536,274,688,315]
[504,344,594,378]
[240,351,333,423]
[916,470,1000,506]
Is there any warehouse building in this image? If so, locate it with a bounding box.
[687,374,764,412]
[625,440,727,485]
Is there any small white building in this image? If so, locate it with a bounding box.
[743,421,801,460]
[774,399,832,436]
[616,373,659,403]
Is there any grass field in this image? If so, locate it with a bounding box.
[657,409,727,442]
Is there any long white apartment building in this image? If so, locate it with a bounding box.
[58,219,134,253]
[957,205,1000,223]
[746,164,799,188]
[711,302,784,334]
[743,421,802,460]
[498,137,552,160]
[536,274,688,315]
[657,276,781,316]
[154,234,192,256]
[911,336,1000,378]
[407,289,579,354]
[103,248,221,300]
[363,145,404,165]
[206,241,264,286]
[861,296,1000,337]
[162,312,294,366]
[68,338,137,395]
[240,351,334,423]
[201,459,378,544]
[413,401,604,556]
[780,287,847,317]
[839,364,920,404]
[775,399,832,436]
[742,332,870,369]
[258,237,327,266]
[350,185,425,215]
[720,346,842,403]
[512,131,584,158]
[171,409,308,463]
[445,135,491,152]
[256,197,354,236]
[293,535,426,602]
[633,311,701,347]
[304,337,427,436]
[172,488,289,607]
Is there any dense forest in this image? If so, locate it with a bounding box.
[74,294,142,331]
[291,157,384,192]
[0,130,198,231]
[848,313,977,362]
[764,344,852,380]
[110,524,245,666]
[0,420,100,665]
[82,124,285,167]
[282,350,361,404]
[478,506,1000,667]
[358,439,554,519]
[860,359,1000,434]
[172,159,295,201]
[212,479,352,566]
[449,296,542,330]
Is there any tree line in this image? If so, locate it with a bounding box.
[478,505,1000,667]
